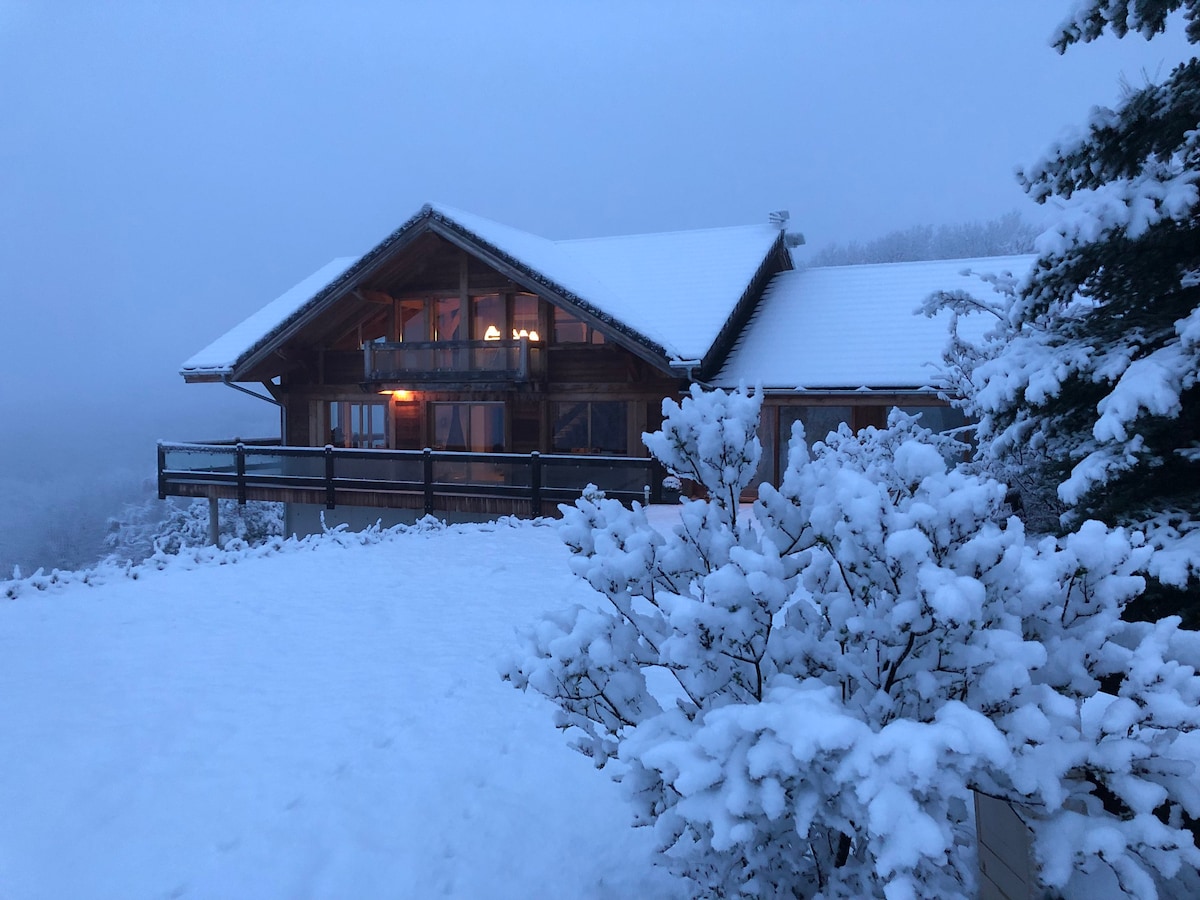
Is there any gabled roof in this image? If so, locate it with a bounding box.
[712,255,1036,392]
[181,203,786,381]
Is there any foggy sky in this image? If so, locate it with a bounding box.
[0,1,1191,480]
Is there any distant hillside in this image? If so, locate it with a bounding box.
[809,211,1038,267]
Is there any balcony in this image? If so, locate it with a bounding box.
[363,337,544,386]
[157,442,662,518]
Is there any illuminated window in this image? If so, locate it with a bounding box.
[472,293,504,341]
[512,294,539,339]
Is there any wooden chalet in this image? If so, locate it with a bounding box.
[161,202,1032,533]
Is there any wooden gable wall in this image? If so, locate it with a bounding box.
[274,233,685,456]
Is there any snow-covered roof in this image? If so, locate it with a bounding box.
[428,203,783,360]
[712,255,1036,391]
[180,203,784,378]
[181,256,362,377]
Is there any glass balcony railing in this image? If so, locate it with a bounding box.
[364,338,544,383]
[157,443,661,516]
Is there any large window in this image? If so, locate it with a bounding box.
[329,401,387,448]
[472,293,505,341]
[399,300,428,342]
[397,293,544,343]
[435,297,463,341]
[894,405,967,434]
[551,401,627,454]
[512,293,540,339]
[432,402,504,453]
[779,406,853,448]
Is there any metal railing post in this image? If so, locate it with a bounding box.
[423,448,434,514]
[157,441,167,500]
[530,451,542,517]
[235,442,247,505]
[324,445,336,509]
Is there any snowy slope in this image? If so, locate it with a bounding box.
[0,522,683,900]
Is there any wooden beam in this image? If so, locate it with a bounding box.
[354,289,393,305]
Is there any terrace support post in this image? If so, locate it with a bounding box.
[423,448,434,515]
[518,335,530,382]
[235,442,247,506]
[650,460,666,504]
[208,496,219,547]
[324,445,336,510]
[157,442,167,500]
[530,451,542,518]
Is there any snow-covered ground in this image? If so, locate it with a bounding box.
[0,520,685,900]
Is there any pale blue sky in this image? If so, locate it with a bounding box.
[0,1,1190,474]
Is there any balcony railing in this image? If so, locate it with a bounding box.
[157,442,661,517]
[363,337,544,384]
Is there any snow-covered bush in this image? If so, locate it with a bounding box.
[503,386,1200,898]
[105,497,285,563]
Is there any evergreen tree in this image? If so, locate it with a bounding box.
[809,211,1037,267]
[935,1,1200,623]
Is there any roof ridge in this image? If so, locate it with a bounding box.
[555,222,774,245]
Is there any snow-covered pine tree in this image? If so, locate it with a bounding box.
[932,2,1200,623]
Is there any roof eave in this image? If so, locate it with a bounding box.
[215,205,441,382]
[180,370,228,384]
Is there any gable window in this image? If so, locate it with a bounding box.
[435,297,463,341]
[432,402,504,453]
[397,293,543,343]
[472,293,505,341]
[512,293,540,340]
[399,300,428,342]
[552,401,627,454]
[329,401,387,448]
[553,307,605,345]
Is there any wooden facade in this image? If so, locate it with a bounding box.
[260,232,693,461]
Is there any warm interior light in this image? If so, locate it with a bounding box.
[483,325,502,341]
[528,330,540,342]
[378,390,414,401]
[512,329,540,341]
